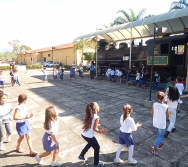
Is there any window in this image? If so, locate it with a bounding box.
[48,54,50,57]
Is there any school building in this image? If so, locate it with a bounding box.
[17,41,96,66]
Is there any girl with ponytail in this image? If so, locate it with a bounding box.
[78,102,107,167]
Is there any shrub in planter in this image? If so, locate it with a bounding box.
[26,64,43,69]
[64,65,72,70]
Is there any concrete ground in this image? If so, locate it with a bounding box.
[0,65,188,167]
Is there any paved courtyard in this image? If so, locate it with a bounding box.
[0,66,188,167]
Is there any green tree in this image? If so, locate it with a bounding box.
[170,0,188,11]
[74,39,94,60]
[113,8,147,25]
[8,39,31,54]
[83,52,95,61]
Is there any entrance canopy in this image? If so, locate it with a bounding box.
[74,8,188,42]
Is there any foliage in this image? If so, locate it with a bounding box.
[64,65,72,70]
[0,66,10,70]
[26,64,43,69]
[83,52,94,61]
[113,8,147,25]
[170,0,188,11]
[74,39,94,60]
[8,40,31,53]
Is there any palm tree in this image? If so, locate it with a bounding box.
[113,8,146,25]
[170,0,188,11]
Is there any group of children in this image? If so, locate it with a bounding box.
[0,91,62,166]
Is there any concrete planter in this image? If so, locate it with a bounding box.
[144,100,155,108]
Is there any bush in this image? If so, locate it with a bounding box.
[64,65,72,70]
[0,66,10,70]
[26,64,43,69]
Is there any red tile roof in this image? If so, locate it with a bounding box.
[19,43,74,54]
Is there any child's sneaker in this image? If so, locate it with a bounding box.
[0,144,5,151]
[51,161,62,166]
[78,155,87,161]
[35,154,44,165]
[150,146,156,156]
[171,128,176,132]
[94,161,104,167]
[128,158,137,164]
[158,143,164,150]
[114,158,123,164]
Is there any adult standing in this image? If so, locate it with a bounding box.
[90,63,95,80]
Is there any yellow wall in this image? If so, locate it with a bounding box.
[17,47,75,66]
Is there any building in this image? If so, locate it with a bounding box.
[17,43,75,66]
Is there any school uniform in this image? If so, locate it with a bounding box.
[15,105,31,136]
[42,121,59,152]
[118,115,137,147]
[80,114,100,166]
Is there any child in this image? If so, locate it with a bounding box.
[114,104,141,164]
[135,69,141,86]
[175,76,184,113]
[13,94,37,156]
[126,69,132,85]
[35,106,62,166]
[79,64,84,79]
[150,91,169,155]
[0,90,13,151]
[70,67,76,81]
[59,67,64,80]
[110,68,115,81]
[12,70,21,86]
[53,68,58,81]
[140,71,146,88]
[0,71,5,89]
[152,70,160,92]
[164,81,180,138]
[42,67,48,82]
[78,102,107,167]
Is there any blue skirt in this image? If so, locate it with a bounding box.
[16,120,31,136]
[118,130,134,147]
[42,132,59,152]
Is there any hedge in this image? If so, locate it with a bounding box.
[0,66,10,70]
[26,64,43,69]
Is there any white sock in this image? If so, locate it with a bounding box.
[116,144,123,159]
[128,145,134,160]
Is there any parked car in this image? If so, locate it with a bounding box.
[53,62,60,67]
[46,61,54,67]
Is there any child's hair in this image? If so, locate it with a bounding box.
[18,94,27,104]
[83,102,99,131]
[44,106,57,130]
[156,91,165,101]
[177,76,182,83]
[168,86,180,102]
[122,104,133,121]
[0,90,7,99]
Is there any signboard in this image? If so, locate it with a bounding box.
[147,56,168,65]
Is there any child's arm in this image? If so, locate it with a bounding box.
[93,119,107,134]
[180,94,188,98]
[150,107,154,115]
[13,108,33,120]
[166,108,170,119]
[50,132,59,146]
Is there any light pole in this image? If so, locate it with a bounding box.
[149,26,156,101]
[52,46,55,63]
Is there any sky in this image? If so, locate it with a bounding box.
[0,0,174,52]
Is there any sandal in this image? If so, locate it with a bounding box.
[30,151,38,157]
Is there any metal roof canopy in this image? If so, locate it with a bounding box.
[74,8,188,42]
